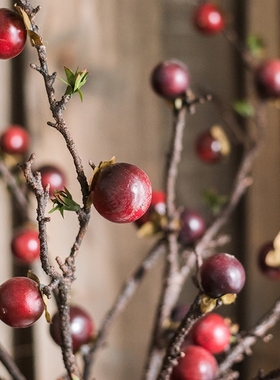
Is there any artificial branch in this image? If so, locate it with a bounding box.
[0,343,26,380]
[0,159,28,218]
[157,293,205,380]
[217,298,280,378]
[82,239,166,379]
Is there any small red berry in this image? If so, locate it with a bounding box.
[91,162,152,223]
[254,59,280,99]
[135,190,166,227]
[50,305,94,352]
[178,208,206,246]
[0,125,29,155]
[193,3,225,35]
[38,165,66,197]
[150,60,190,99]
[0,277,44,328]
[200,253,246,298]
[0,8,27,60]
[190,313,231,354]
[11,228,40,263]
[195,126,230,164]
[171,345,218,380]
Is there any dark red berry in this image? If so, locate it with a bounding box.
[170,304,190,322]
[38,165,66,197]
[257,241,280,280]
[11,228,40,263]
[190,313,231,354]
[254,59,280,99]
[195,126,230,164]
[0,277,44,328]
[171,345,218,380]
[193,3,225,35]
[50,305,94,352]
[178,208,206,246]
[0,8,27,59]
[150,60,190,99]
[200,253,246,298]
[91,162,152,223]
[0,125,29,155]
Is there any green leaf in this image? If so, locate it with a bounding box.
[233,99,255,118]
[49,188,81,217]
[60,67,89,101]
[246,34,265,58]
[202,189,228,215]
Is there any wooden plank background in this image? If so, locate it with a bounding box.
[0,1,279,379]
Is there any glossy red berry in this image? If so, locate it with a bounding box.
[150,60,190,99]
[193,3,225,35]
[50,305,94,352]
[195,126,230,164]
[38,165,66,197]
[135,190,166,227]
[171,345,218,380]
[11,228,40,263]
[257,241,280,280]
[190,313,231,354]
[178,208,206,246]
[0,8,27,59]
[200,253,246,298]
[0,125,29,155]
[91,162,152,223]
[0,277,44,328]
[254,59,280,99]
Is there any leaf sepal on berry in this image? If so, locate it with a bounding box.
[199,293,237,313]
[50,188,81,217]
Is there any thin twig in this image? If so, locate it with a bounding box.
[83,239,166,379]
[0,343,27,380]
[217,298,280,378]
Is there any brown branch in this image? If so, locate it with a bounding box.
[157,294,205,380]
[0,160,28,218]
[252,368,280,380]
[0,343,27,380]
[217,298,280,378]
[144,107,186,380]
[82,239,166,379]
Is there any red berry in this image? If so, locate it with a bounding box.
[254,59,280,99]
[200,253,246,298]
[0,8,27,59]
[150,60,190,99]
[190,313,231,354]
[171,345,218,380]
[0,277,44,328]
[195,126,230,164]
[11,228,40,263]
[193,3,225,35]
[50,305,94,352]
[135,190,166,227]
[91,162,152,223]
[257,241,280,280]
[178,208,206,246]
[38,165,66,197]
[0,125,29,155]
